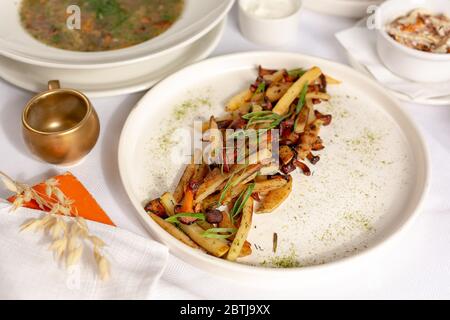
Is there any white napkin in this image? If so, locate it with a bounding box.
[0,201,169,300]
[335,21,450,100]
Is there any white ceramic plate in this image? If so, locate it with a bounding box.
[304,0,383,18]
[346,50,450,106]
[119,52,429,279]
[0,0,234,68]
[0,19,225,98]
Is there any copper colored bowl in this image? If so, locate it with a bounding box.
[22,80,100,166]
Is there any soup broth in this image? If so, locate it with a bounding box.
[20,0,184,52]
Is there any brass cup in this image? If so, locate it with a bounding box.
[22,80,100,166]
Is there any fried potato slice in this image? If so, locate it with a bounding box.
[219,211,252,258]
[265,82,292,102]
[160,192,178,216]
[149,213,199,249]
[294,104,310,134]
[254,176,288,193]
[173,164,196,203]
[273,67,322,115]
[227,198,254,261]
[279,145,295,165]
[144,198,166,216]
[194,168,230,204]
[226,89,253,112]
[325,75,341,85]
[192,164,209,183]
[305,92,331,101]
[296,118,323,160]
[195,166,246,204]
[203,175,289,208]
[239,241,252,258]
[256,176,292,214]
[181,223,230,258]
[161,192,230,257]
[263,69,286,84]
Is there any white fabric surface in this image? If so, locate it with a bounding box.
[0,201,169,300]
[0,5,450,299]
[335,21,450,100]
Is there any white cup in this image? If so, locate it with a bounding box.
[238,0,303,46]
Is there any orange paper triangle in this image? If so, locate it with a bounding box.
[8,172,115,226]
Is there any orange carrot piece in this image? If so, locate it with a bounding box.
[181,189,194,213]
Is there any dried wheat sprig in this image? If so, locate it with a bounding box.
[0,171,110,280]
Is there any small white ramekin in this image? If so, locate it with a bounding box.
[376,0,450,83]
[238,0,302,46]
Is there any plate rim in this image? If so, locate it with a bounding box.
[118,51,431,278]
[337,17,450,106]
[0,18,226,98]
[303,0,383,18]
[346,52,450,106]
[0,0,235,69]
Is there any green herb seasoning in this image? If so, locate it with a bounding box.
[230,183,255,223]
[296,83,309,115]
[255,82,266,94]
[287,68,306,78]
[173,97,212,121]
[165,213,205,224]
[219,173,236,205]
[263,247,301,268]
[156,95,212,153]
[202,228,237,239]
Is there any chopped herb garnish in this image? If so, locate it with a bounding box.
[293,83,309,131]
[52,34,61,43]
[296,83,309,115]
[165,213,205,224]
[242,111,283,130]
[230,183,256,223]
[288,68,306,78]
[202,228,237,239]
[242,111,274,120]
[231,108,293,140]
[255,82,266,94]
[87,0,129,28]
[219,172,236,205]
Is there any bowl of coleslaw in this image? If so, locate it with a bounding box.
[376,0,450,83]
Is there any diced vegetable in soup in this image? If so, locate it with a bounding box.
[20,0,184,52]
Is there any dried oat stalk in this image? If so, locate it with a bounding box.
[0,171,110,280]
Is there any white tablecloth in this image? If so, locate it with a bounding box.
[1,6,449,299]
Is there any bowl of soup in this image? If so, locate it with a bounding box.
[0,0,234,68]
[20,0,185,52]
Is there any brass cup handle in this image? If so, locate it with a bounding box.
[48,80,61,90]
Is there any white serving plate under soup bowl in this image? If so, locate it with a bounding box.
[0,0,234,68]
